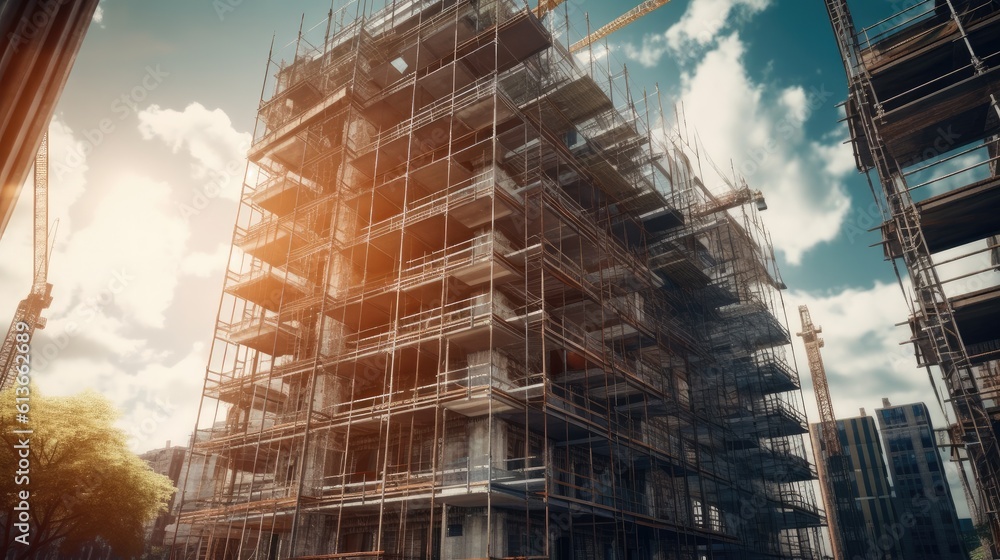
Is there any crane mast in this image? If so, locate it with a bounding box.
[0,132,53,390]
[798,305,841,455]
[797,305,869,559]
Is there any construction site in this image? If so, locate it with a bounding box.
[822,0,1000,557]
[170,1,827,558]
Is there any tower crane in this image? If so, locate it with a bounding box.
[798,306,840,455]
[532,0,567,19]
[797,305,868,560]
[691,181,766,219]
[570,0,673,53]
[531,0,675,54]
[0,132,53,390]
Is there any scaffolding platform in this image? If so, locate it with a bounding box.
[249,87,355,171]
[217,378,288,413]
[854,4,1000,165]
[226,315,300,357]
[225,268,311,312]
[249,172,323,217]
[951,283,1000,363]
[883,173,1000,258]
[235,220,321,268]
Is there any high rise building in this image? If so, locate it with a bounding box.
[811,414,903,559]
[821,1,1000,553]
[876,400,969,560]
[171,1,826,558]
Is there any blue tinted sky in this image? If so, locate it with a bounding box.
[0,0,984,515]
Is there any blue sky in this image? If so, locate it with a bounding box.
[0,0,984,515]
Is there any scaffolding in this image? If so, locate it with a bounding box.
[822,0,1000,557]
[170,1,826,558]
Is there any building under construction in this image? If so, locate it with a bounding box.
[822,0,1000,556]
[172,1,827,558]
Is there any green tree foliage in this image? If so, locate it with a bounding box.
[0,387,175,559]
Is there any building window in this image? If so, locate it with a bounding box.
[888,436,913,453]
[880,408,906,426]
[920,431,933,449]
[926,451,939,471]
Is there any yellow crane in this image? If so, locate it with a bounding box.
[532,0,674,54]
[533,0,567,19]
[798,306,840,455]
[798,305,869,559]
[0,132,53,390]
[570,0,673,53]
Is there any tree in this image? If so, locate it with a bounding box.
[0,387,175,559]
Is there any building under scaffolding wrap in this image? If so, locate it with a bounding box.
[170,1,827,558]
[821,0,1000,557]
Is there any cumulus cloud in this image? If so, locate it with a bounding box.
[0,117,207,451]
[50,173,191,329]
[119,343,208,452]
[616,0,771,67]
[138,102,251,202]
[180,243,231,278]
[676,34,852,264]
[34,343,207,454]
[666,0,770,51]
[621,36,671,69]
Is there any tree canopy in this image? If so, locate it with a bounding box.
[0,387,175,559]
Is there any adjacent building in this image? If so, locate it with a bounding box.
[140,443,188,556]
[811,413,903,560]
[172,1,826,558]
[0,0,101,239]
[821,0,1000,552]
[876,399,968,560]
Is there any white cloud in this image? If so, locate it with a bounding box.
[138,102,251,202]
[573,42,610,69]
[811,130,858,178]
[181,243,230,277]
[676,34,852,264]
[614,0,771,67]
[621,36,670,68]
[120,343,207,452]
[51,173,191,328]
[93,4,104,24]
[35,343,206,454]
[47,118,92,228]
[0,118,205,453]
[666,0,770,51]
